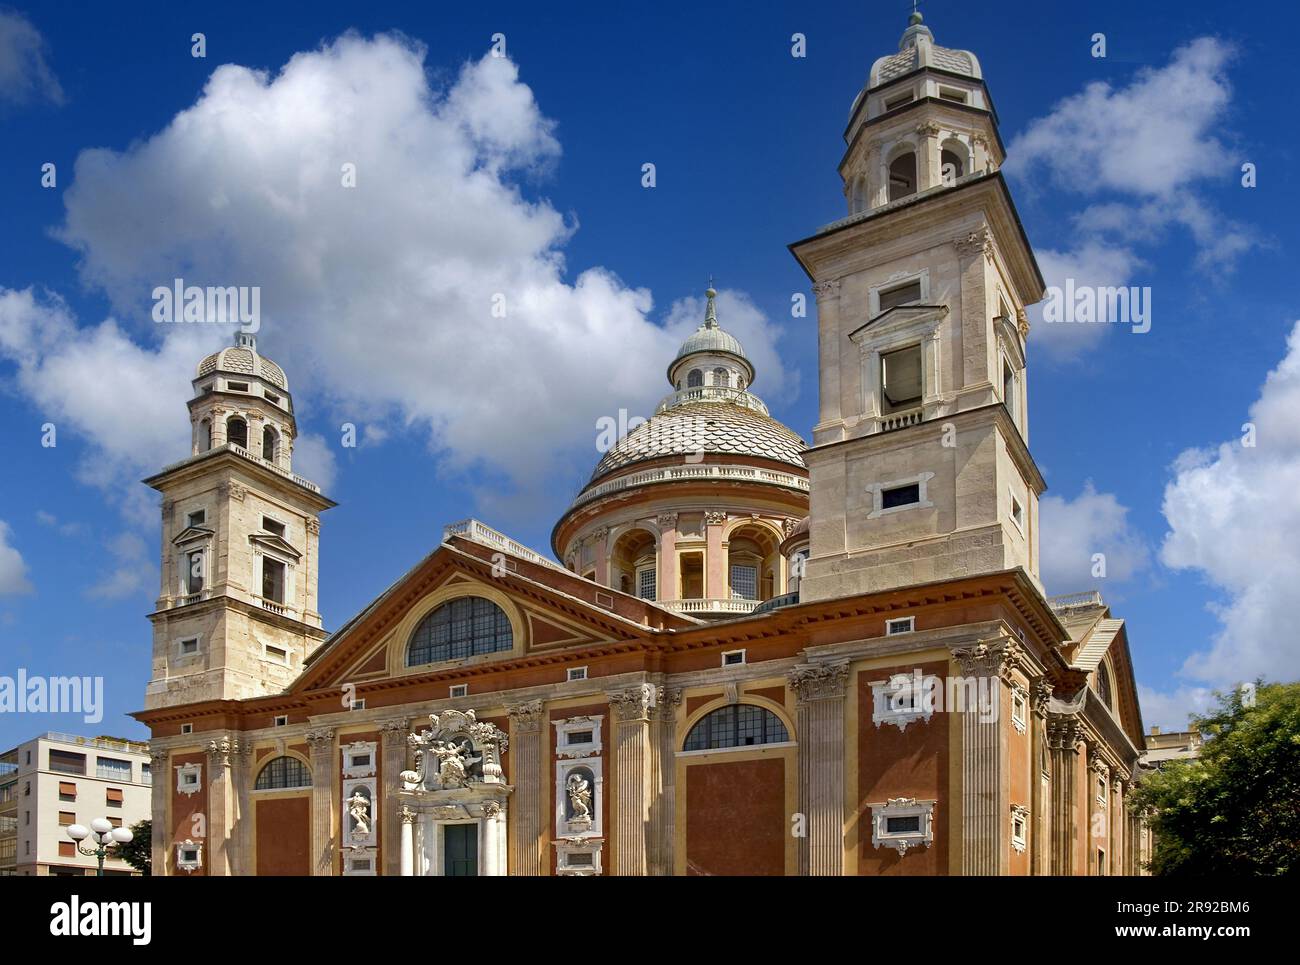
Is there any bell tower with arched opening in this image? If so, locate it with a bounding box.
[791,12,1047,602]
[142,331,336,709]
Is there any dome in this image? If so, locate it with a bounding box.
[667,286,755,385]
[197,333,288,390]
[591,401,806,482]
[868,13,982,90]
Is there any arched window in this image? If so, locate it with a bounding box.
[227,416,248,450]
[712,367,730,387]
[687,369,703,388]
[262,425,277,462]
[683,704,790,751]
[888,151,917,202]
[254,756,311,790]
[941,147,965,185]
[1097,663,1113,710]
[199,419,212,452]
[407,596,513,666]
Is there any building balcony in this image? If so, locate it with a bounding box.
[657,598,762,617]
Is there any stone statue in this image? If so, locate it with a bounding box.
[347,790,371,836]
[432,738,481,788]
[567,773,592,822]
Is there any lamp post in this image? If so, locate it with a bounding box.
[66,818,133,876]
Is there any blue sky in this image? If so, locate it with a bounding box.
[1,0,1298,748]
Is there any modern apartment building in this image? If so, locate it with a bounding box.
[0,733,152,876]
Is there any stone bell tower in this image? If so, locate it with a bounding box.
[791,12,1047,603]
[142,332,335,709]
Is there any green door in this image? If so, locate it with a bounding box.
[444,824,478,877]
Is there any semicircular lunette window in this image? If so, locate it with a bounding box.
[254,755,312,790]
[683,704,790,751]
[407,596,514,667]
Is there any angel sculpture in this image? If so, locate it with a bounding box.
[567,774,592,821]
[432,738,481,787]
[347,790,372,836]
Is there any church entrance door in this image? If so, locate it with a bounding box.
[444,823,478,876]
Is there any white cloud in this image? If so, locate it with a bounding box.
[1159,320,1300,688]
[0,520,33,596]
[292,432,337,492]
[1137,683,1215,733]
[0,10,63,108]
[1039,481,1150,594]
[1006,38,1255,360]
[35,509,81,537]
[21,33,785,506]
[86,531,152,600]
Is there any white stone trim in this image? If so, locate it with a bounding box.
[175,839,203,872]
[870,798,936,854]
[1011,687,1027,735]
[870,674,933,731]
[721,648,747,667]
[1011,804,1029,853]
[343,849,377,876]
[555,758,603,839]
[554,715,603,760]
[867,472,935,519]
[885,616,915,636]
[175,762,202,796]
[554,837,603,876]
[868,268,931,317]
[341,740,377,779]
[342,777,377,850]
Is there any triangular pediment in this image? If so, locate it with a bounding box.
[171,526,214,545]
[249,532,302,560]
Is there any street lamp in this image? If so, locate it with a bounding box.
[66,818,133,876]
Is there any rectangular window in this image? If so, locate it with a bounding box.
[567,731,594,746]
[938,87,967,103]
[449,685,468,698]
[179,637,199,656]
[96,757,132,781]
[884,91,914,111]
[58,811,75,826]
[878,280,922,312]
[262,557,286,604]
[106,788,124,807]
[350,698,367,710]
[1010,492,1025,532]
[886,616,915,635]
[729,564,758,601]
[181,724,193,735]
[273,715,288,727]
[58,841,76,858]
[226,381,249,392]
[886,815,921,834]
[264,644,288,664]
[567,667,588,682]
[880,344,923,412]
[1097,848,1107,875]
[185,550,205,595]
[262,516,286,538]
[58,781,76,802]
[186,509,206,528]
[1002,359,1017,417]
[721,649,746,667]
[49,751,86,776]
[636,566,657,602]
[141,764,152,786]
[264,391,281,405]
[881,483,921,510]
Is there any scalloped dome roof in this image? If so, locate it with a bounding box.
[197,334,288,390]
[868,12,982,90]
[590,401,806,481]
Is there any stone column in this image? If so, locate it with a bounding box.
[507,700,545,876]
[1112,776,1125,876]
[788,662,849,876]
[591,527,611,585]
[704,512,727,599]
[1029,680,1053,876]
[656,514,679,602]
[399,805,415,876]
[306,728,336,876]
[149,748,169,876]
[204,737,236,877]
[954,227,993,389]
[1047,715,1082,875]
[379,717,409,877]
[953,641,1017,875]
[231,741,253,876]
[1089,751,1109,874]
[648,686,682,875]
[608,684,655,875]
[915,121,941,191]
[811,280,842,441]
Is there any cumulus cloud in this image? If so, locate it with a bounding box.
[1039,480,1150,594]
[292,432,338,492]
[1159,320,1300,689]
[30,33,786,508]
[0,520,33,596]
[1006,38,1254,359]
[0,10,63,108]
[86,531,152,600]
[1137,683,1216,733]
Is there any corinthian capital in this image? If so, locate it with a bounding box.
[953,227,994,263]
[811,279,840,301]
[608,684,656,722]
[953,638,1022,682]
[507,699,545,733]
[206,735,239,768]
[1046,715,1082,752]
[305,728,335,749]
[787,662,850,703]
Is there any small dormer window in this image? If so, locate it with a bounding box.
[884,91,914,111]
[264,390,281,405]
[186,509,206,528]
[938,87,967,104]
[227,381,249,393]
[262,517,286,538]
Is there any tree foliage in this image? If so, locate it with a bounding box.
[1129,681,1300,876]
[111,819,152,875]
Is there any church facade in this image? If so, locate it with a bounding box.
[133,13,1152,876]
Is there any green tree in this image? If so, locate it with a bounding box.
[111,819,152,875]
[1129,681,1300,876]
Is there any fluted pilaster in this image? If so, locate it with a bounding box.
[648,686,681,875]
[306,728,336,876]
[789,662,849,876]
[204,736,238,877]
[507,700,545,876]
[1047,715,1082,875]
[609,684,655,876]
[149,748,168,876]
[379,717,409,877]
